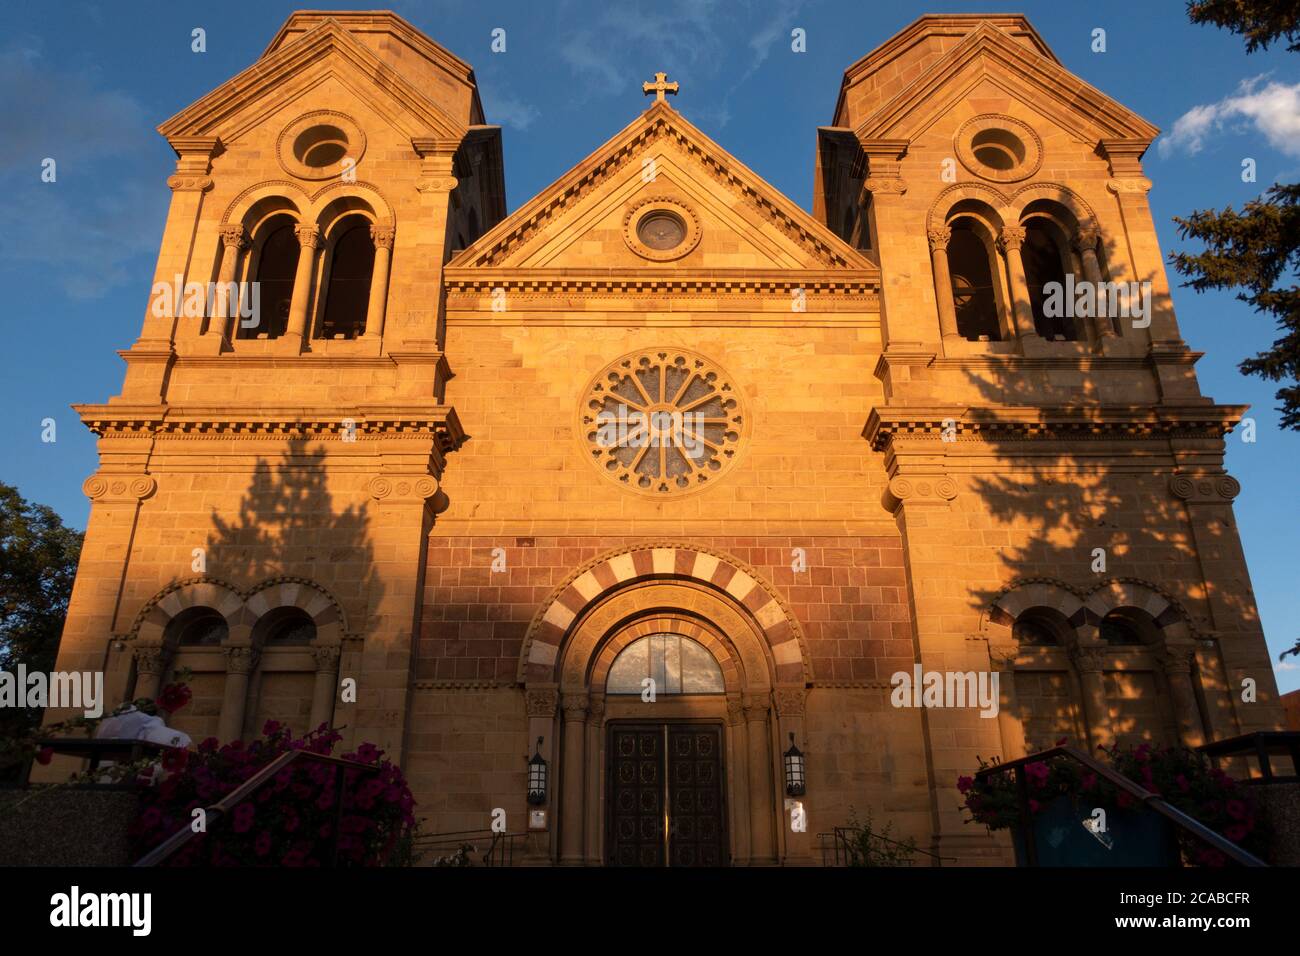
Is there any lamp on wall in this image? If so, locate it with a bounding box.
[784,732,806,797]
[526,737,548,805]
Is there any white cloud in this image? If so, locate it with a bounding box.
[1159,76,1300,159]
[479,85,541,131]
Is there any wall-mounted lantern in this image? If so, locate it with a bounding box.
[527,736,548,805]
[784,732,806,797]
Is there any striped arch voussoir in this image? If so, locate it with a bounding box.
[518,542,810,686]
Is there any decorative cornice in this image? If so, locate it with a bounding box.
[864,404,1248,450]
[444,269,879,301]
[74,404,465,452]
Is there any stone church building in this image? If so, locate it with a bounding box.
[48,11,1284,865]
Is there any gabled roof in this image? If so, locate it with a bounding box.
[449,100,876,273]
[837,15,1158,144]
[157,14,469,146]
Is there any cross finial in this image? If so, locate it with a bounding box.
[642,71,679,104]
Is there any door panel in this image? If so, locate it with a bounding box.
[606,722,726,867]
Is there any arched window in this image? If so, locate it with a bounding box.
[318,217,374,340]
[254,607,317,647]
[242,218,299,340]
[1013,616,1057,646]
[164,606,229,646]
[946,219,1001,341]
[1100,612,1145,646]
[1022,219,1076,341]
[606,633,725,695]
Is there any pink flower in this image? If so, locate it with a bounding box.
[232,803,255,834]
[1025,761,1050,787]
[1028,799,1041,813]
[956,775,974,794]
[35,747,53,765]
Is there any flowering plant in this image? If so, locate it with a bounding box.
[957,739,1268,866]
[130,718,416,867]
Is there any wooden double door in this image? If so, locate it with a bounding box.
[606,722,728,867]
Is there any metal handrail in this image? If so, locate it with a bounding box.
[134,750,380,867]
[1199,731,1300,782]
[976,745,1266,867]
[818,825,954,866]
[413,827,526,866]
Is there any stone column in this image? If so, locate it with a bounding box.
[584,695,605,865]
[285,224,320,348]
[1072,227,1115,341]
[726,694,751,865]
[1071,647,1111,752]
[205,223,246,349]
[309,645,341,732]
[988,641,1027,761]
[363,220,395,342]
[560,693,588,865]
[998,226,1039,344]
[218,646,258,743]
[1159,643,1205,748]
[928,226,961,344]
[744,695,776,865]
[132,642,168,703]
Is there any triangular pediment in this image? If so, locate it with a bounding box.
[157,16,467,147]
[449,101,876,275]
[855,21,1159,144]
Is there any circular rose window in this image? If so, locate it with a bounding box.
[581,349,747,496]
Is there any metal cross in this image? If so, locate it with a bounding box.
[642,71,679,103]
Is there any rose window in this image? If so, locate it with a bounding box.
[582,349,746,496]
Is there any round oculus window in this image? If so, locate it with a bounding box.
[637,211,686,250]
[277,111,367,181]
[954,114,1042,183]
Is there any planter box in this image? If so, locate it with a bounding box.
[1011,797,1181,867]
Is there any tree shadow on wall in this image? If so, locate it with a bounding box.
[949,242,1268,753]
[204,438,380,618]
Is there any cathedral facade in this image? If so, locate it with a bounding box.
[48,11,1283,865]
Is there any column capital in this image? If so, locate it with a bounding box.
[773,687,806,718]
[927,226,951,252]
[525,687,558,718]
[1071,227,1100,254]
[998,225,1026,253]
[223,645,260,675]
[726,694,745,724]
[293,223,321,249]
[561,693,589,721]
[1157,644,1196,676]
[369,219,396,250]
[587,694,606,720]
[219,223,248,249]
[132,642,167,675]
[311,645,341,673]
[742,693,769,722]
[987,641,1019,669]
[1070,646,1106,675]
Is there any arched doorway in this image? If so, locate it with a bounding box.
[519,544,812,866]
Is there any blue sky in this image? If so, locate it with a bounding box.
[1,1,1297,691]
